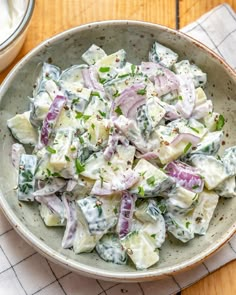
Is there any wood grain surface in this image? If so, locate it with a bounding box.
[0,1,235,294]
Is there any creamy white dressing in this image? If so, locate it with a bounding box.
[0,0,27,45]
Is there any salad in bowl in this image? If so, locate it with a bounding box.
[7,40,235,270]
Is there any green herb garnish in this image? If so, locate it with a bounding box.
[75,112,91,121]
[184,142,192,154]
[216,114,225,131]
[91,91,101,97]
[113,90,120,98]
[115,106,123,115]
[98,110,106,118]
[65,155,70,162]
[75,159,85,174]
[118,73,130,79]
[192,184,199,190]
[99,67,110,73]
[138,186,145,197]
[131,64,136,76]
[185,221,191,229]
[189,126,200,133]
[21,170,33,182]
[137,88,146,95]
[46,146,56,154]
[147,176,156,187]
[99,77,106,84]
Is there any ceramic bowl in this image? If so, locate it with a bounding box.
[0,21,235,282]
[0,0,35,72]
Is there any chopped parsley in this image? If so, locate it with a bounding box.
[91,91,101,97]
[192,184,200,190]
[137,88,146,95]
[138,186,145,197]
[114,106,123,115]
[75,112,91,121]
[139,171,146,177]
[21,170,33,182]
[216,114,225,131]
[178,95,183,100]
[118,73,130,78]
[46,146,56,154]
[98,110,106,118]
[147,176,156,187]
[150,234,156,239]
[79,136,84,145]
[131,64,136,76]
[189,126,200,133]
[99,77,106,84]
[99,67,110,73]
[19,183,33,194]
[65,155,70,162]
[184,142,192,154]
[185,221,191,229]
[91,123,95,130]
[113,89,120,98]
[75,159,85,174]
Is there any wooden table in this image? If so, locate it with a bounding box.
[1,0,236,294]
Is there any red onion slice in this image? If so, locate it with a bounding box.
[170,133,200,147]
[61,194,77,249]
[165,161,204,193]
[40,95,66,146]
[112,83,146,120]
[116,191,136,238]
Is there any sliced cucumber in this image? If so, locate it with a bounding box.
[222,146,236,176]
[130,159,173,197]
[190,131,223,156]
[149,41,178,68]
[135,199,160,223]
[173,60,207,87]
[190,154,229,190]
[95,49,126,69]
[50,129,74,170]
[195,87,207,106]
[40,204,66,226]
[7,111,38,145]
[34,63,61,95]
[96,234,127,265]
[215,177,236,198]
[30,91,52,126]
[138,202,166,248]
[82,44,107,65]
[77,196,117,235]
[165,212,194,243]
[73,220,102,253]
[193,190,219,235]
[18,154,37,201]
[121,231,159,270]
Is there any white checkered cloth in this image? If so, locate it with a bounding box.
[0,4,236,295]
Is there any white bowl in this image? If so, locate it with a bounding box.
[0,0,35,72]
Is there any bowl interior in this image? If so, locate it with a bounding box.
[0,21,236,281]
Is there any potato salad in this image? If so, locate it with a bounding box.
[7,42,235,270]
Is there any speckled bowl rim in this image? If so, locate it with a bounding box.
[0,0,35,51]
[0,20,236,282]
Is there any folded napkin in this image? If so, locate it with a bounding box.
[0,4,235,295]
